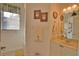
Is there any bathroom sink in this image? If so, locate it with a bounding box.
[51,36,78,49]
[64,39,78,47]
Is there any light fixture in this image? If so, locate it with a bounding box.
[67,7,71,11]
[63,8,66,12]
[72,4,77,9]
[63,4,78,13]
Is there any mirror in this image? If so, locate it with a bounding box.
[64,6,79,40]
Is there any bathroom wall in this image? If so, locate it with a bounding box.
[26,3,65,56]
[1,4,26,52]
[49,4,63,39]
[52,4,79,55]
[26,3,79,56]
[26,3,51,56]
[58,4,79,40]
[50,3,79,39]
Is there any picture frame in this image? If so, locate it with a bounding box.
[53,11,58,19]
[60,15,64,21]
[34,10,41,19]
[40,12,48,22]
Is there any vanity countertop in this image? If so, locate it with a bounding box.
[51,37,78,50]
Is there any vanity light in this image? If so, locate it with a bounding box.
[67,7,71,11]
[72,4,77,9]
[72,5,78,11]
[63,8,66,12]
[63,5,78,13]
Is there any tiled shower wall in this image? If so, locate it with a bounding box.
[1,4,26,55]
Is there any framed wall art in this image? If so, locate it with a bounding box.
[34,10,41,19]
[60,15,64,21]
[40,12,48,22]
[53,11,58,19]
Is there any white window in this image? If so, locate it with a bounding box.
[1,4,20,30]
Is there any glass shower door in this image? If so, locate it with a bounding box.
[0,3,25,56]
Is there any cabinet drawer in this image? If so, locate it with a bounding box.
[50,41,63,56]
[50,41,77,56]
[63,47,77,56]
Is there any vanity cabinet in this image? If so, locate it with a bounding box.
[50,41,63,56]
[50,41,77,56]
[63,46,77,56]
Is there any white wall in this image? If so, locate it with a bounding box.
[1,4,26,51]
[26,3,51,56]
[26,3,79,56]
[26,3,67,56]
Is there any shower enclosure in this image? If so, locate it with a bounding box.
[0,3,25,56]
